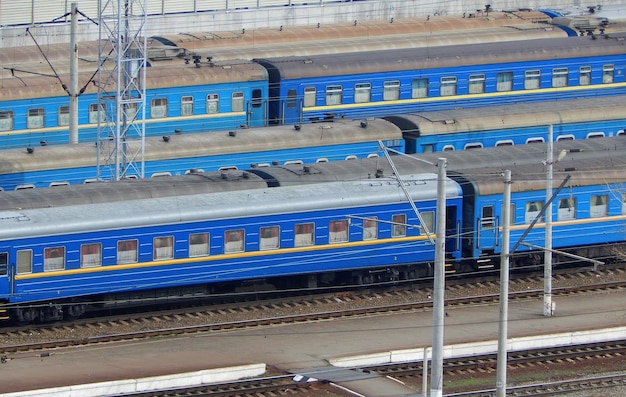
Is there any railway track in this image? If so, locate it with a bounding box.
[55,341,626,397]
[1,265,624,396]
[1,278,625,356]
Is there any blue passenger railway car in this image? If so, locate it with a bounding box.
[0,60,269,148]
[0,117,403,191]
[385,94,626,153]
[255,32,626,125]
[0,170,461,322]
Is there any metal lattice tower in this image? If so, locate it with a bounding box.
[96,0,147,181]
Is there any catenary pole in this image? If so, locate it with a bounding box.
[430,157,447,397]
[496,170,511,396]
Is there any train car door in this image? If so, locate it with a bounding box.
[248,88,267,127]
[0,252,9,300]
[478,204,498,250]
[281,87,302,125]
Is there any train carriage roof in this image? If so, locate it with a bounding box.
[0,173,460,240]
[450,155,626,196]
[0,12,563,77]
[0,117,401,175]
[0,59,267,101]
[384,95,626,137]
[256,135,626,188]
[254,33,626,79]
[0,171,266,211]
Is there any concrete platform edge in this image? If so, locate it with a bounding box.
[0,363,266,397]
[329,326,626,367]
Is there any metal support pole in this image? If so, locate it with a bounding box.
[422,347,429,396]
[545,125,554,317]
[69,2,78,144]
[496,170,511,396]
[430,157,447,397]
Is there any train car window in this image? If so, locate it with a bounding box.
[524,70,541,90]
[49,181,70,187]
[526,137,545,144]
[252,89,263,109]
[440,76,457,97]
[260,226,280,250]
[150,98,168,118]
[325,85,342,106]
[556,134,575,141]
[124,103,138,121]
[0,110,14,131]
[421,211,435,234]
[287,89,298,108]
[80,243,102,268]
[367,153,379,158]
[43,247,65,271]
[189,233,209,257]
[495,140,514,147]
[294,223,314,247]
[617,130,626,136]
[151,171,172,177]
[557,198,576,221]
[354,83,371,103]
[383,80,400,101]
[622,194,626,215]
[363,217,378,240]
[468,74,485,94]
[602,64,614,84]
[552,68,569,88]
[392,214,406,237]
[579,66,592,86]
[232,92,244,112]
[16,250,32,275]
[464,143,483,150]
[89,103,107,123]
[345,155,357,160]
[117,240,138,264]
[181,96,194,116]
[442,145,455,151]
[284,160,303,165]
[207,94,219,113]
[0,252,7,276]
[501,203,516,224]
[525,201,544,224]
[225,229,245,253]
[58,105,69,126]
[154,236,174,261]
[329,220,349,244]
[315,158,329,163]
[496,72,513,92]
[481,206,494,228]
[185,168,205,174]
[586,132,605,139]
[15,184,35,190]
[411,78,428,98]
[27,108,44,129]
[590,195,608,217]
[303,87,316,107]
